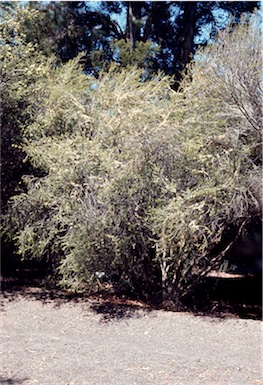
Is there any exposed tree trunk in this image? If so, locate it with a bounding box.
[179,2,197,72]
[127,2,143,49]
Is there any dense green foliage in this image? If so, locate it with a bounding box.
[1,5,262,303]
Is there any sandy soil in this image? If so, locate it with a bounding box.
[0,287,262,385]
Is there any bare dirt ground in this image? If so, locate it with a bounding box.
[0,284,262,385]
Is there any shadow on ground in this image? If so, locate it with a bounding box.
[0,278,152,322]
[1,274,262,321]
[0,279,85,306]
[89,297,151,322]
[182,274,262,321]
[0,376,29,385]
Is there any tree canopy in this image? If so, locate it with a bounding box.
[15,1,260,79]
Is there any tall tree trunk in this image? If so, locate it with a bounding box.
[127,2,142,49]
[179,2,197,73]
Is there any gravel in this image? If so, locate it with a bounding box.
[0,291,262,385]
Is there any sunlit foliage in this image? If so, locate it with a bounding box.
[2,7,261,303]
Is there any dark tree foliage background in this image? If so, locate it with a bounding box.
[24,1,260,77]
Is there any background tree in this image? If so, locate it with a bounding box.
[18,1,259,77]
[23,1,122,74]
[89,1,260,77]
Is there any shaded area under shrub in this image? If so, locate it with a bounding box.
[1,272,261,321]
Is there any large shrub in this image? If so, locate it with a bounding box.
[3,11,262,303]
